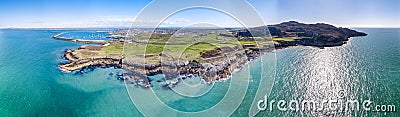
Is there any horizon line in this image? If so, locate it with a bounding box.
[2,20,399,29]
[2,26,400,29]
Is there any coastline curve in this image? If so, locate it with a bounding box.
[122,0,277,116]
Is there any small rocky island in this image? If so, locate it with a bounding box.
[55,21,367,88]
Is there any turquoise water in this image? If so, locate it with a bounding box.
[0,30,140,116]
[0,29,399,116]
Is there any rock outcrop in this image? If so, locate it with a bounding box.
[269,21,367,47]
[235,21,367,47]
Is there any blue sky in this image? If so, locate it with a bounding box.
[0,0,398,28]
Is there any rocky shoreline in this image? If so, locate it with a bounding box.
[55,21,367,88]
[59,49,122,72]
[58,44,266,88]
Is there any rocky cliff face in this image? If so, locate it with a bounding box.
[268,21,367,46]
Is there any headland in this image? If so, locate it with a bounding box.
[55,21,367,88]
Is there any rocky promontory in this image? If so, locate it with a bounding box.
[235,21,367,48]
[270,21,367,47]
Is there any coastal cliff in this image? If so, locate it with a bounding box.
[235,21,367,48]
[270,21,367,47]
[55,21,367,88]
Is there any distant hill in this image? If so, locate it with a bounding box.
[235,21,367,47]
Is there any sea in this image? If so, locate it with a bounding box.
[0,28,398,116]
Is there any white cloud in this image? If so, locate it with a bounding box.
[175,18,190,22]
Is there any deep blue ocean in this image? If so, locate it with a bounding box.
[0,29,398,116]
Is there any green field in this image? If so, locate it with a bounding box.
[74,31,274,64]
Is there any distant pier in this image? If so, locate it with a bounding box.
[52,32,108,44]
